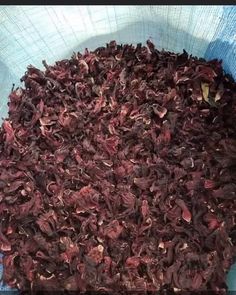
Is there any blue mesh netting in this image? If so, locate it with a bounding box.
[0,5,235,291]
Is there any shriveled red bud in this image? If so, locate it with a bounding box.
[175,199,192,223]
[153,104,167,118]
[204,179,216,189]
[125,256,140,268]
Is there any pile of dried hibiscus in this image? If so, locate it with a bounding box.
[0,40,236,294]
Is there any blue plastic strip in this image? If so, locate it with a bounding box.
[205,6,236,80]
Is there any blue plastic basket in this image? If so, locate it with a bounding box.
[0,5,235,292]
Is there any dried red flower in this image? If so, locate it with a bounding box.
[0,40,235,294]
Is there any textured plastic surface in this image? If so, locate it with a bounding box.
[0,5,235,291]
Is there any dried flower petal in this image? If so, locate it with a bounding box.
[0,40,235,293]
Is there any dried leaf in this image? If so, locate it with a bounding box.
[201,82,209,102]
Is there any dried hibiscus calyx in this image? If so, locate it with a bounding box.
[0,39,235,293]
[152,104,168,118]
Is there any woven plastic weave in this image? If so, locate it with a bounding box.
[0,5,235,291]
